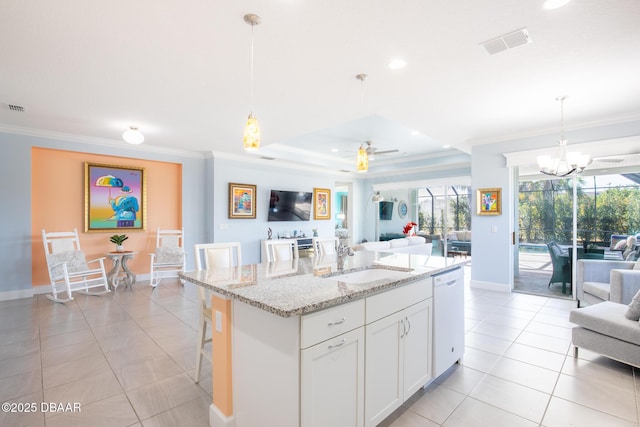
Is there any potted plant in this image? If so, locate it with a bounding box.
[110,234,128,252]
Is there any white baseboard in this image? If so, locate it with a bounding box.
[210,404,234,427]
[0,288,35,301]
[470,279,511,293]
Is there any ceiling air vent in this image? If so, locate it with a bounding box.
[260,156,275,160]
[480,28,531,55]
[6,103,25,112]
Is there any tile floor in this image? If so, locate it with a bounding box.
[1,268,639,426]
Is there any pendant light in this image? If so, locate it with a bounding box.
[537,96,591,177]
[355,73,368,172]
[243,14,261,151]
[357,144,369,172]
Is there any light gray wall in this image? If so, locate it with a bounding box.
[470,119,640,292]
[211,157,352,264]
[0,131,209,297]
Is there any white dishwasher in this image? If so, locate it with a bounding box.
[432,267,465,378]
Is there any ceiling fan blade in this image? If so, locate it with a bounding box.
[375,149,399,155]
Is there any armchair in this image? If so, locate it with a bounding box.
[576,259,640,306]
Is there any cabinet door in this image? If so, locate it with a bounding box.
[365,311,404,427]
[301,327,364,427]
[402,299,433,397]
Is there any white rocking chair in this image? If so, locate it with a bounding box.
[149,228,186,287]
[42,229,110,303]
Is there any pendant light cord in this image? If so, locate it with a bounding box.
[250,23,255,115]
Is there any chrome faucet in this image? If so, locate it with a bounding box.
[337,242,354,270]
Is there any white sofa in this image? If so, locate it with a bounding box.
[576,259,640,306]
[361,236,433,256]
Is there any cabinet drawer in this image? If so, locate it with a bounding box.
[366,279,431,324]
[301,300,365,349]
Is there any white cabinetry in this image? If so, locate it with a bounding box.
[301,300,365,427]
[364,279,433,427]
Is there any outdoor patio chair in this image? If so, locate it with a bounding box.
[547,241,570,292]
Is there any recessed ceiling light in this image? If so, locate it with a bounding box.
[331,148,339,153]
[442,144,451,149]
[411,130,420,136]
[543,0,571,10]
[388,58,406,70]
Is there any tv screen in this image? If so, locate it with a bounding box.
[268,190,313,221]
[379,201,394,220]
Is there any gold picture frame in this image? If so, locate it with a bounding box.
[476,187,501,216]
[85,162,146,232]
[229,183,257,219]
[313,187,331,220]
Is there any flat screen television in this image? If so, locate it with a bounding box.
[379,201,394,220]
[268,190,313,221]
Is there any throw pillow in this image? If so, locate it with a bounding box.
[614,240,627,250]
[625,289,640,320]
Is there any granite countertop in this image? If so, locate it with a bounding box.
[179,251,468,318]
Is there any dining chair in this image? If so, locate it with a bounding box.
[149,228,186,287]
[41,228,110,303]
[312,236,339,256]
[263,239,299,262]
[193,242,242,383]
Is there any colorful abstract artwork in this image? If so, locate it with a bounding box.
[85,163,146,231]
[476,187,501,216]
[313,188,331,220]
[229,183,256,219]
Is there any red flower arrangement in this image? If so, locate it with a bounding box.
[402,222,417,236]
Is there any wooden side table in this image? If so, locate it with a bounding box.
[105,251,137,289]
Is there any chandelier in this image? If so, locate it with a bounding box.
[537,96,591,177]
[243,14,261,151]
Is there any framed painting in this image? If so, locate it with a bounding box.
[476,187,502,216]
[313,187,331,220]
[85,162,146,232]
[229,183,257,219]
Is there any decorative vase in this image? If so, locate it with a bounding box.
[116,245,125,253]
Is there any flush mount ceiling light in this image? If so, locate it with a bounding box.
[388,58,406,70]
[122,126,144,145]
[543,0,571,10]
[243,13,262,151]
[537,96,591,177]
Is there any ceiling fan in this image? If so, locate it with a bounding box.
[363,141,398,159]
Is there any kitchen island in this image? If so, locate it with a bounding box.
[180,251,468,427]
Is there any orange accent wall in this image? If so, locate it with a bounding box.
[211,295,233,415]
[31,147,182,287]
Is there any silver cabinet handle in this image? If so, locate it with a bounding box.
[405,316,411,336]
[328,339,346,349]
[400,319,406,338]
[327,317,346,326]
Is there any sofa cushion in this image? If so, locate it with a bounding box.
[625,289,640,320]
[362,241,391,251]
[635,259,640,270]
[406,236,426,246]
[570,302,640,345]
[389,238,409,248]
[583,281,610,301]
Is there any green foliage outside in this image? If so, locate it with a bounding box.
[519,178,640,245]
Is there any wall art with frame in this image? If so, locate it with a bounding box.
[229,182,257,219]
[85,162,146,232]
[476,187,501,216]
[313,187,331,220]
